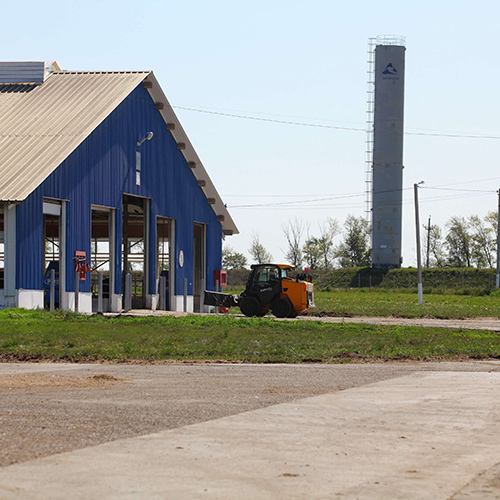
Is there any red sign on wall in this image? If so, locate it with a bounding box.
[75,251,91,281]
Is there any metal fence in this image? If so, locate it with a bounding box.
[308,270,499,292]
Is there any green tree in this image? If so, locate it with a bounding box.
[282,218,305,268]
[316,218,339,270]
[303,237,321,269]
[248,234,273,264]
[303,218,339,270]
[423,223,446,268]
[222,245,248,270]
[334,215,371,268]
[469,214,495,268]
[445,216,472,267]
[485,211,498,269]
[485,211,498,237]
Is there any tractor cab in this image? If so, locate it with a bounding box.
[244,264,285,305]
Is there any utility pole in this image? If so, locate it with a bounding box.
[425,216,431,268]
[497,189,500,288]
[414,182,424,304]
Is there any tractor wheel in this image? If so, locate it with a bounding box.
[272,298,293,318]
[240,296,260,317]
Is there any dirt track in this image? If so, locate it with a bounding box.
[297,314,500,331]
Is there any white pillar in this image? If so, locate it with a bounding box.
[59,201,67,310]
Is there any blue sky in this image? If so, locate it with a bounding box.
[5,0,500,266]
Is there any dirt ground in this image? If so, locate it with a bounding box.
[0,373,123,389]
[1,360,499,468]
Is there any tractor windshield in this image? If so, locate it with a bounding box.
[252,266,280,286]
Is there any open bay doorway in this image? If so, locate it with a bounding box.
[193,222,206,312]
[157,217,172,310]
[42,202,61,309]
[122,195,149,309]
[91,208,112,312]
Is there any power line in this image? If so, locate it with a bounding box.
[228,187,413,209]
[173,105,500,140]
[173,106,364,132]
[227,186,492,210]
[224,182,498,197]
[229,191,489,211]
[422,186,494,193]
[175,104,362,126]
[222,192,362,198]
[406,131,500,139]
[428,176,500,188]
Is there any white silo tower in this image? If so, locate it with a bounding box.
[369,36,406,269]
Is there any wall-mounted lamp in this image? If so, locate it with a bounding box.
[137,131,154,147]
[136,132,154,186]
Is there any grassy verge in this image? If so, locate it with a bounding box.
[1,309,500,363]
[224,288,500,318]
[312,289,500,318]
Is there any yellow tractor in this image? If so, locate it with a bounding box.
[205,264,315,318]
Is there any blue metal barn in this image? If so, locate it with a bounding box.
[0,61,238,312]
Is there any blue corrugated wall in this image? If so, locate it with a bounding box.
[16,83,223,297]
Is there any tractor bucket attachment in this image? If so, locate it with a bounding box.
[204,291,240,308]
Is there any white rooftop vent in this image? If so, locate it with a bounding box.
[0,61,61,84]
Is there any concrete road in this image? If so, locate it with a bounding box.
[0,361,500,498]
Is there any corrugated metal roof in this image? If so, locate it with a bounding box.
[0,68,238,234]
[0,71,149,201]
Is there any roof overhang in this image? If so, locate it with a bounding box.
[0,67,238,235]
[142,72,238,235]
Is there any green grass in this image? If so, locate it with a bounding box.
[0,309,500,363]
[227,288,500,319]
[312,289,500,318]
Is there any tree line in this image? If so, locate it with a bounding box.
[425,213,497,268]
[222,215,371,270]
[223,211,499,271]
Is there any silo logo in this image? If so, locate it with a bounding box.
[382,63,398,75]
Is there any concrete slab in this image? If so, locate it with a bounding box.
[0,371,499,499]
